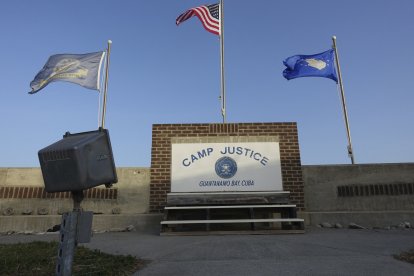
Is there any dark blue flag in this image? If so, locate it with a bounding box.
[283,49,338,82]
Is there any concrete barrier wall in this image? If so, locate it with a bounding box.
[0,167,153,232]
[0,167,150,215]
[302,163,414,227]
[2,164,414,231]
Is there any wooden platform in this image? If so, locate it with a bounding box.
[161,229,305,236]
[161,192,304,235]
[167,191,291,206]
[164,204,297,210]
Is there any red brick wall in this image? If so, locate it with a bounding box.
[150,123,304,212]
[0,186,117,200]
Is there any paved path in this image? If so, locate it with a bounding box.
[1,228,413,275]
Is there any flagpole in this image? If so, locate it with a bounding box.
[219,0,226,124]
[101,40,112,129]
[332,36,355,164]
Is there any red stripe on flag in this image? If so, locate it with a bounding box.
[176,5,220,36]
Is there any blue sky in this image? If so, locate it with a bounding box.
[1,0,413,167]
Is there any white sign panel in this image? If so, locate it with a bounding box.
[171,142,283,192]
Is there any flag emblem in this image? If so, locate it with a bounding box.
[176,3,220,35]
[305,58,327,70]
[29,51,105,94]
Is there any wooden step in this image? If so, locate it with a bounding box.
[162,191,304,235]
[161,218,304,225]
[160,217,305,235]
[165,204,297,210]
[167,191,290,206]
[168,191,290,196]
[161,229,305,235]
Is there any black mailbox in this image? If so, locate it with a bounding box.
[38,128,117,193]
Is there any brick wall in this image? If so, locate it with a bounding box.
[0,186,117,200]
[150,123,304,212]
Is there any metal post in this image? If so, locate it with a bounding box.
[332,36,355,164]
[72,190,84,211]
[219,0,226,124]
[55,191,84,276]
[101,40,112,129]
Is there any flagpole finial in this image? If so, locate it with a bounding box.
[108,40,112,44]
[331,36,337,49]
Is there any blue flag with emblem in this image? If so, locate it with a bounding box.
[29,51,106,94]
[283,49,338,82]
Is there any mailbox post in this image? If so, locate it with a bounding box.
[55,191,94,276]
[38,128,117,275]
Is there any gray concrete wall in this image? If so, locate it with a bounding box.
[0,167,152,232]
[0,167,150,215]
[2,164,414,232]
[302,163,414,227]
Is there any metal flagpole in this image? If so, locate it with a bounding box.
[101,40,112,129]
[332,36,355,164]
[219,0,226,123]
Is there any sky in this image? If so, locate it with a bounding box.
[1,0,413,167]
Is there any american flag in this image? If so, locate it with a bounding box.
[176,3,220,36]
